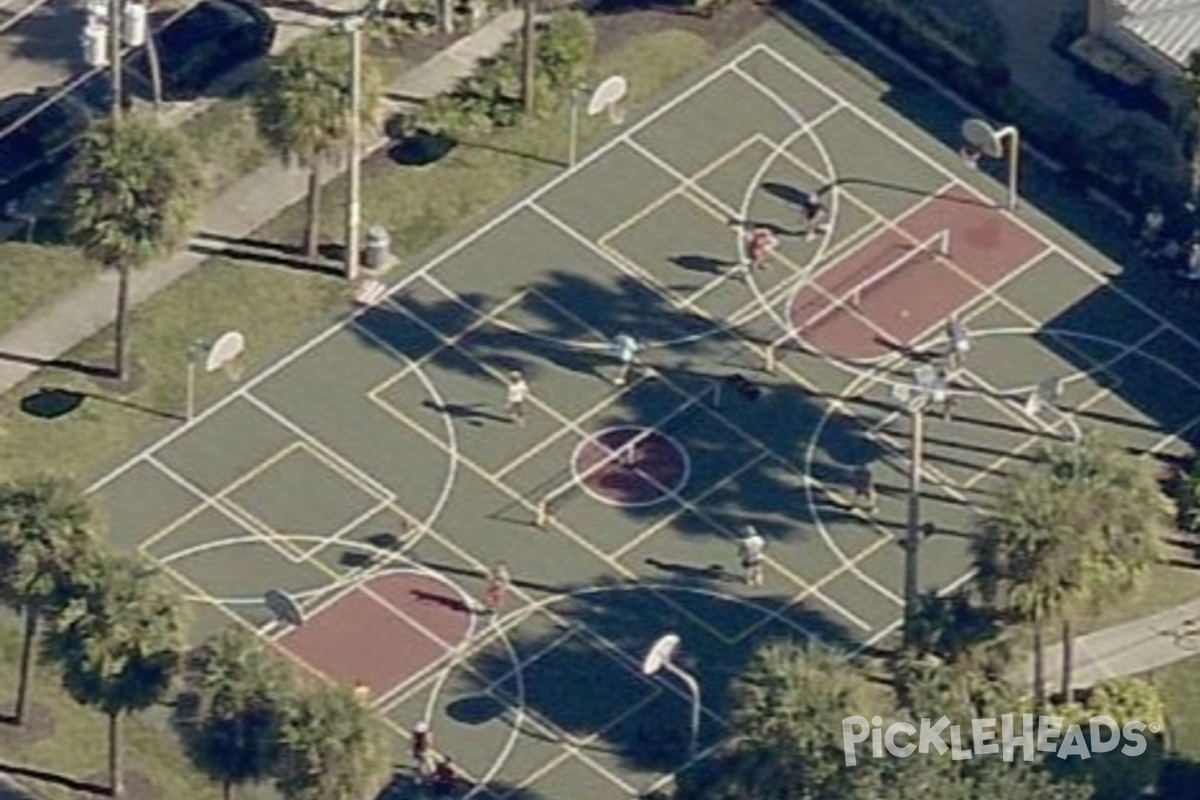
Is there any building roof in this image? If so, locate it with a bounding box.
[1115,0,1200,66]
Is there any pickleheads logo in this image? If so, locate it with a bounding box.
[841,714,1156,766]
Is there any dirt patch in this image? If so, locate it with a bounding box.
[0,703,55,748]
[591,1,770,56]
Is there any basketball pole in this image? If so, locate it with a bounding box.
[185,340,205,422]
[568,86,584,168]
[1000,125,1020,211]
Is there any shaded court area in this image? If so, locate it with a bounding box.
[81,17,1200,800]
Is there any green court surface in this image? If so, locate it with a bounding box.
[85,18,1200,799]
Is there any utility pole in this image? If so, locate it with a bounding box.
[344,17,363,281]
[903,404,925,648]
[108,0,123,121]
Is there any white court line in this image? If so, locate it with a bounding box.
[84,46,762,499]
[754,42,1200,371]
[142,454,302,563]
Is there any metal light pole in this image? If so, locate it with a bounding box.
[643,634,701,755]
[890,364,945,650]
[344,17,364,282]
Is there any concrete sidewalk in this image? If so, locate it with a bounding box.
[1029,595,1200,693]
[0,9,524,396]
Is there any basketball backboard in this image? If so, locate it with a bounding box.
[643,633,680,675]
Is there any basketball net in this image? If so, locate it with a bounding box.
[607,101,626,125]
[222,355,245,383]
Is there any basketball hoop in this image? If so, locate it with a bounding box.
[588,76,628,127]
[205,331,246,383]
[959,144,982,169]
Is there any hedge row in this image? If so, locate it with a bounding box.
[412,11,596,138]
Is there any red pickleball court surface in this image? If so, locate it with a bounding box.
[572,427,689,507]
[788,185,1045,361]
[276,570,474,697]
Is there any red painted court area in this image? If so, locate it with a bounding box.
[277,570,474,697]
[788,185,1044,361]
[573,427,688,507]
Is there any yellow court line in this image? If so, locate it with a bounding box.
[771,144,1054,335]
[139,445,308,563]
[367,385,637,579]
[596,132,770,248]
[365,288,535,401]
[526,287,899,625]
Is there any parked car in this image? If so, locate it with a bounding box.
[0,89,95,205]
[129,0,276,100]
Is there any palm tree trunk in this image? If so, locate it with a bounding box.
[438,0,453,34]
[304,163,322,259]
[14,604,38,724]
[521,0,535,115]
[114,260,131,381]
[222,779,232,800]
[108,711,123,796]
[1032,615,1046,713]
[1061,616,1074,703]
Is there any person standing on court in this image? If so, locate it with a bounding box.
[799,192,829,241]
[505,370,529,427]
[612,332,642,386]
[738,525,767,586]
[482,562,511,614]
[411,720,435,778]
[745,227,777,270]
[852,463,876,515]
[946,314,970,371]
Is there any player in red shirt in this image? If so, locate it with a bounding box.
[745,227,778,270]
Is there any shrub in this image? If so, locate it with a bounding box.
[537,10,596,93]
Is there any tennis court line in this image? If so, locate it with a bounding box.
[85,43,769,500]
[754,42,1200,373]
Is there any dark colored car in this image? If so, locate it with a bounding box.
[0,89,95,204]
[130,0,276,100]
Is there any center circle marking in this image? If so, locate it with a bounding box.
[570,426,690,507]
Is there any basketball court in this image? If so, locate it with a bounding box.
[86,19,1200,799]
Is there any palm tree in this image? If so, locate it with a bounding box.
[975,465,1082,712]
[254,32,381,260]
[275,683,390,800]
[1040,437,1169,699]
[175,630,292,800]
[42,552,184,796]
[63,114,199,380]
[0,476,96,724]
[707,640,883,800]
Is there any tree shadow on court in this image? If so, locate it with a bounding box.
[453,574,864,793]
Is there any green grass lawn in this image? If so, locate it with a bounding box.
[0,28,712,486]
[0,245,97,338]
[1157,654,1200,759]
[0,28,713,795]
